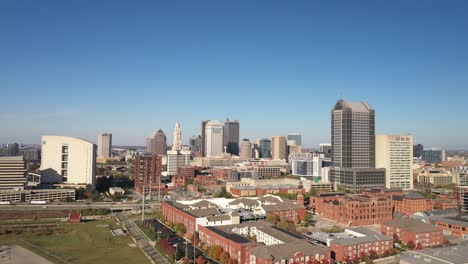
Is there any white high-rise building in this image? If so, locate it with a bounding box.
[205,120,224,157]
[376,134,413,190]
[40,136,96,188]
[290,153,324,178]
[97,133,112,158]
[173,121,182,151]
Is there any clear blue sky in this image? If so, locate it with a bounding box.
[1,0,467,149]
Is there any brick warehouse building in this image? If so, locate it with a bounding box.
[382,218,444,249]
[310,192,346,214]
[198,221,330,264]
[322,195,393,226]
[392,192,434,216]
[134,155,162,193]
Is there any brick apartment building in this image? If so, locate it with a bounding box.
[322,195,393,226]
[134,155,162,193]
[392,192,433,216]
[382,219,444,249]
[329,227,393,262]
[433,217,468,239]
[198,221,330,264]
[162,195,307,237]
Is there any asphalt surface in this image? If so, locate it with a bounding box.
[0,202,161,211]
[116,213,169,264]
[144,219,219,264]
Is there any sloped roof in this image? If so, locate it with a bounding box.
[229,198,259,206]
[191,200,216,208]
[384,218,441,233]
[404,192,425,200]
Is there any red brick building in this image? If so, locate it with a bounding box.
[198,221,330,264]
[329,227,393,262]
[392,192,433,216]
[194,175,219,186]
[231,186,257,197]
[322,195,393,226]
[178,165,199,182]
[171,175,186,189]
[212,167,234,181]
[382,219,444,249]
[161,201,199,236]
[134,155,162,193]
[310,192,346,215]
[361,187,403,198]
[433,217,468,239]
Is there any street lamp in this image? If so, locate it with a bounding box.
[174,244,178,263]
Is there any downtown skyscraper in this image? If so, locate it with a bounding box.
[146,129,167,156]
[173,121,182,151]
[205,120,224,157]
[97,133,112,158]
[329,100,385,193]
[223,118,240,156]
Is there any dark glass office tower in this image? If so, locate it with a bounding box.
[223,118,240,156]
[259,138,272,158]
[330,100,385,193]
[201,120,208,157]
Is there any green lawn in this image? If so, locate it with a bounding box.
[0,218,149,264]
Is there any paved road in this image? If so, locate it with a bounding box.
[0,202,161,211]
[116,213,169,264]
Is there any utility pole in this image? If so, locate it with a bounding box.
[142,184,145,222]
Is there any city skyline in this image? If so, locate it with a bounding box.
[1,1,468,149]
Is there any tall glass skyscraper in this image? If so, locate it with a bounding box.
[330,100,385,193]
[287,133,302,146]
[223,118,240,156]
[259,138,272,158]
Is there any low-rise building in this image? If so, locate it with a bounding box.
[0,189,75,203]
[432,217,468,239]
[329,227,393,262]
[392,192,433,216]
[322,195,393,226]
[416,168,455,187]
[382,218,444,249]
[309,192,346,214]
[198,221,329,264]
[162,195,306,237]
[0,156,27,191]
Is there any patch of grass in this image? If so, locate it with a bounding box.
[0,218,148,264]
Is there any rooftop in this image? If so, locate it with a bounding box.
[384,219,441,233]
[400,241,468,264]
[330,227,392,246]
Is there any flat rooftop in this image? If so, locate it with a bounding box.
[400,241,468,264]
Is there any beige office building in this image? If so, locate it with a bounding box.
[271,136,287,160]
[240,140,252,159]
[0,156,27,191]
[98,133,112,158]
[40,136,96,188]
[376,134,413,190]
[205,120,224,157]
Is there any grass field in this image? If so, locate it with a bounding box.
[0,218,149,264]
